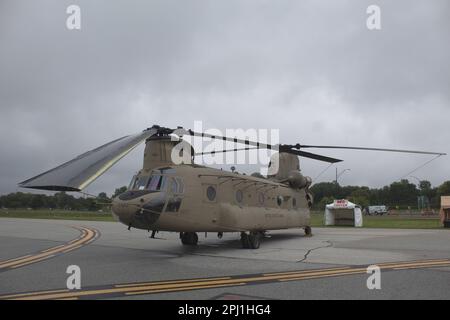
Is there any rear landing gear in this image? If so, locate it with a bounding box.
[304,226,312,237]
[180,232,198,245]
[241,232,262,249]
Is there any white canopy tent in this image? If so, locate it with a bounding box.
[325,199,363,227]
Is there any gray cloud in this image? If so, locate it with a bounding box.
[1,0,449,196]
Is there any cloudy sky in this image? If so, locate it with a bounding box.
[1,0,449,196]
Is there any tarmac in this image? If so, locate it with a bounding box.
[0,217,449,299]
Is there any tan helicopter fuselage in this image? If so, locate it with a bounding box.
[111,136,312,233]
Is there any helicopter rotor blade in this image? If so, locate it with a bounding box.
[295,145,446,156]
[181,129,446,162]
[180,129,277,150]
[182,130,340,162]
[18,128,157,192]
[195,147,258,156]
[286,149,343,163]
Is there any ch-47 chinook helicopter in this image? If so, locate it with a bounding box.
[19,125,445,249]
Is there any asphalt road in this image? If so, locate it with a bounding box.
[0,217,449,300]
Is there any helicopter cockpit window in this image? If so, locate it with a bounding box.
[128,175,137,190]
[147,175,168,191]
[133,176,149,190]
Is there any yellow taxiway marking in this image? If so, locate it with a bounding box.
[0,289,71,299]
[2,257,449,300]
[115,276,232,288]
[0,226,98,270]
[41,245,65,253]
[124,283,247,296]
[263,266,352,276]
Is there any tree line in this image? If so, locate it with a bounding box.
[0,186,127,211]
[310,179,450,210]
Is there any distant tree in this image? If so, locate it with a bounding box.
[310,182,341,205]
[98,192,109,200]
[112,186,127,198]
[30,195,45,209]
[438,181,450,196]
[348,188,370,208]
[314,196,335,211]
[387,179,419,208]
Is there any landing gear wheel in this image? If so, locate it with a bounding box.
[240,232,250,249]
[241,232,262,249]
[181,232,198,245]
[304,226,312,237]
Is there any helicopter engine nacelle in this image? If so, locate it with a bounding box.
[287,170,311,189]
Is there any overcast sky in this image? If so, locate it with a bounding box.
[1,0,449,196]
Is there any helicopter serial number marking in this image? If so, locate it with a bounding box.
[265,213,284,218]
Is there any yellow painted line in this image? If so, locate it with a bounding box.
[115,276,232,288]
[4,257,450,300]
[279,269,367,282]
[10,255,55,269]
[0,227,97,270]
[264,266,352,276]
[0,254,32,264]
[380,260,450,270]
[280,272,366,282]
[124,283,246,296]
[0,289,70,299]
[5,268,371,300]
[393,263,450,270]
[62,245,82,254]
[41,245,65,253]
[377,259,450,268]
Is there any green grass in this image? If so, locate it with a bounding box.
[310,212,442,229]
[0,209,115,222]
[0,209,443,229]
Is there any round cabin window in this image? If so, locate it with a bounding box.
[236,190,243,203]
[277,195,283,206]
[206,186,216,201]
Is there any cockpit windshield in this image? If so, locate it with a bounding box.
[133,175,149,190]
[147,175,167,191]
[129,168,181,192]
[126,167,184,214]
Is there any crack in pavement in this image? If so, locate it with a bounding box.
[297,240,333,263]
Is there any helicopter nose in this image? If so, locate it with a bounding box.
[111,190,164,229]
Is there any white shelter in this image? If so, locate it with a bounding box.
[325,199,363,227]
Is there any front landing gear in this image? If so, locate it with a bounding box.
[180,232,198,245]
[304,226,312,237]
[241,232,263,249]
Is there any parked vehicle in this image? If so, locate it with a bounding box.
[366,205,388,215]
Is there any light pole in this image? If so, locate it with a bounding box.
[410,175,428,211]
[336,168,351,185]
